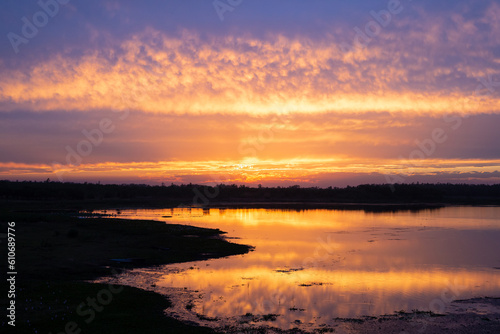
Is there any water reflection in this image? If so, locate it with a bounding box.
[97,207,500,330]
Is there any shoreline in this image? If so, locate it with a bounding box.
[0,207,250,333]
[1,203,499,333]
[96,272,500,333]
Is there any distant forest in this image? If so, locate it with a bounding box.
[1,180,500,207]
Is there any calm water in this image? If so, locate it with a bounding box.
[96,206,500,330]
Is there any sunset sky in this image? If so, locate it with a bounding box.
[1,0,499,186]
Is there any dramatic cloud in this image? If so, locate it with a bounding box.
[1,4,500,115]
[0,0,499,185]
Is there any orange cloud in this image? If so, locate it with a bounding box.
[1,19,499,116]
[2,2,500,185]
[1,158,499,185]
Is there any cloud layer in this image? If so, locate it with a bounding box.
[1,0,499,185]
[1,1,500,116]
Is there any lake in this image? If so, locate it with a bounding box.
[95,206,500,331]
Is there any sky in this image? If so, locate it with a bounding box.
[0,0,499,187]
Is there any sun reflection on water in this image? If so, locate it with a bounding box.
[97,206,500,330]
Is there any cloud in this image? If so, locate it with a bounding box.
[1,110,500,187]
[1,1,500,116]
[1,0,499,186]
[1,158,499,187]
[1,110,500,165]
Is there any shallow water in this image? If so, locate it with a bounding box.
[96,206,500,330]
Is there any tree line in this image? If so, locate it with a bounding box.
[1,180,499,205]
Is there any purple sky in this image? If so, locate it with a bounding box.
[1,0,499,186]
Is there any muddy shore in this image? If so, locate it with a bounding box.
[0,207,249,333]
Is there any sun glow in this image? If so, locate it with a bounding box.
[2,158,500,185]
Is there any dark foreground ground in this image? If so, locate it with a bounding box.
[1,201,499,333]
[0,205,250,334]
